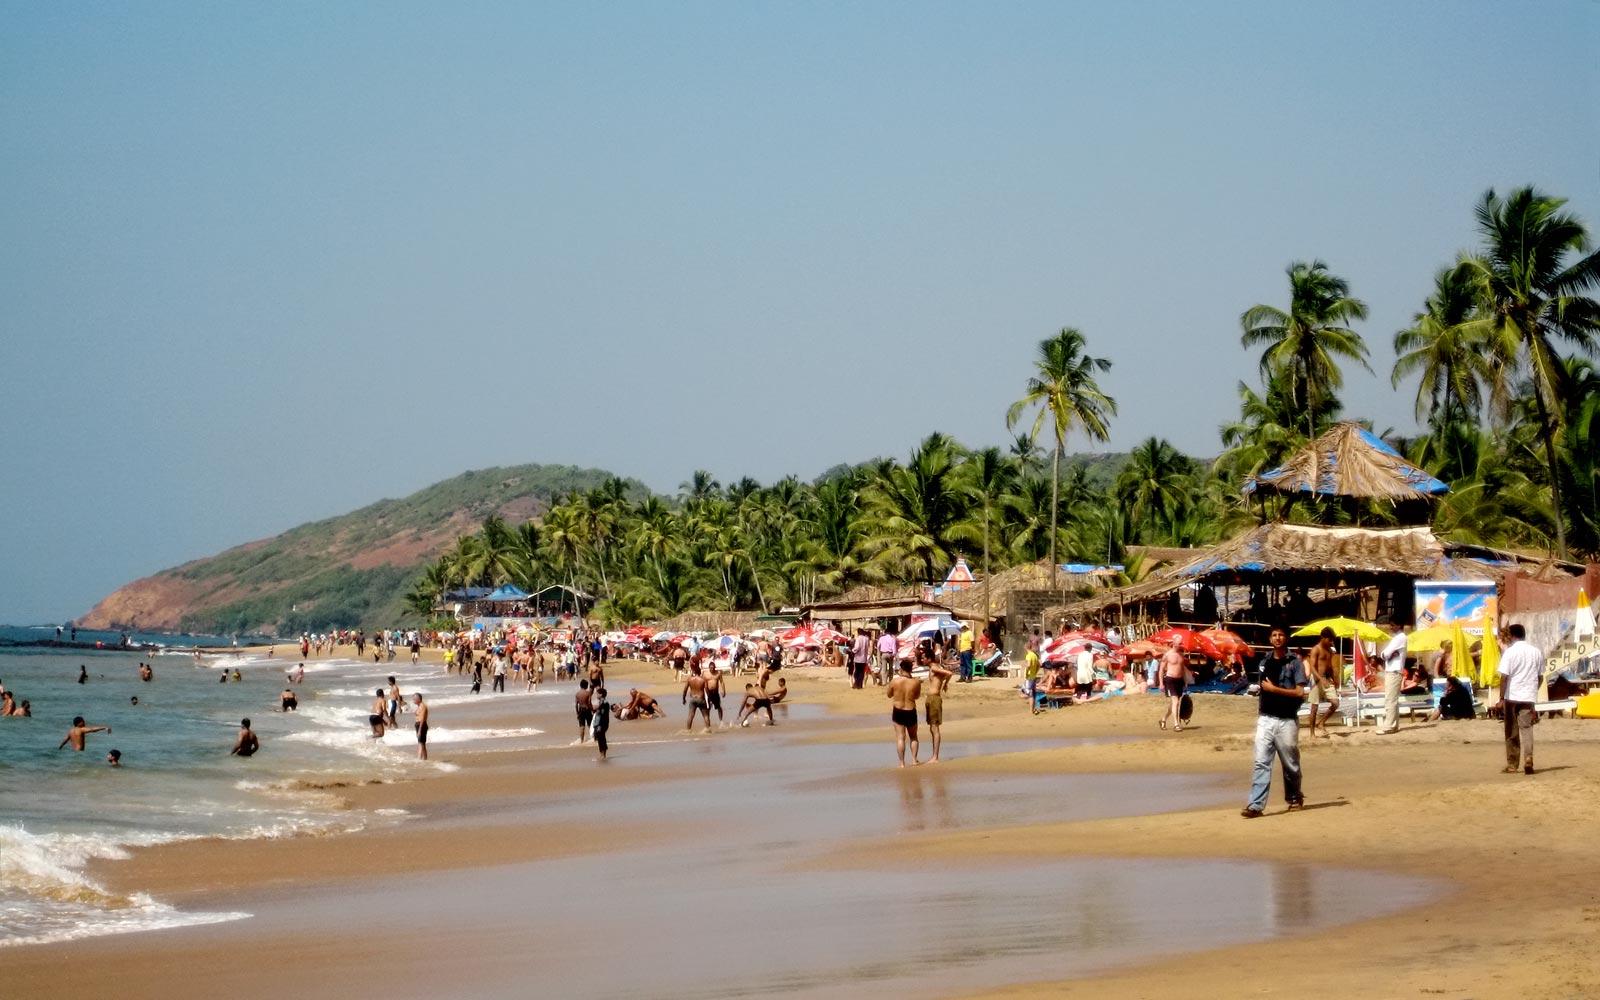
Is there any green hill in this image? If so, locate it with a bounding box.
[80,464,640,636]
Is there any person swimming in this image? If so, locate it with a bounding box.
[106,749,122,767]
[281,687,299,712]
[230,718,259,757]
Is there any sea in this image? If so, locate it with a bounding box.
[0,626,545,947]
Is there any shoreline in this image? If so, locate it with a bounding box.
[6,652,1598,997]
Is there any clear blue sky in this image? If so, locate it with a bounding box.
[2,1,1596,622]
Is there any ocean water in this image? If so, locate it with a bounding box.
[0,644,543,946]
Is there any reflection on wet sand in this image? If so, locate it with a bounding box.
[203,692,1437,999]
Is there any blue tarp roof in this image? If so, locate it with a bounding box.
[483,585,532,601]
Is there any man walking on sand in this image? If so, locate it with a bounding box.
[1243,625,1308,818]
[1497,623,1543,775]
[1306,627,1341,738]
[923,649,952,763]
[1376,615,1407,734]
[887,661,922,767]
[850,629,870,689]
[1158,637,1187,732]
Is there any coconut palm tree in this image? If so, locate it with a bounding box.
[1240,261,1370,440]
[959,446,1018,623]
[1393,265,1488,426]
[1005,328,1117,586]
[1457,186,1600,556]
[1115,437,1194,541]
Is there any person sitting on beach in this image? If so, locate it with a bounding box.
[231,718,259,757]
[1427,676,1476,722]
[281,687,299,712]
[369,689,388,737]
[59,716,110,751]
[107,749,122,767]
[1401,661,1430,696]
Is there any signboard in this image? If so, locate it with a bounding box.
[1545,637,1598,681]
[1414,580,1497,629]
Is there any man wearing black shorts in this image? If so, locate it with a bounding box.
[886,662,922,767]
[575,679,593,744]
[412,692,429,761]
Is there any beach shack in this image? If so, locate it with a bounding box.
[802,584,954,637]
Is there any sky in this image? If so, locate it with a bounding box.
[2,1,1597,623]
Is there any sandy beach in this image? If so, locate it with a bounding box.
[7,651,1599,999]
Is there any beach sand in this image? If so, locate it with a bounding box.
[7,654,1598,998]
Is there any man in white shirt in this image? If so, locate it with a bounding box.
[1376,615,1408,734]
[1074,647,1096,700]
[1496,623,1544,774]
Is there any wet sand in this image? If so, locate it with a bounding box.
[8,654,1600,998]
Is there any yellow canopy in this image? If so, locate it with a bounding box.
[1293,617,1385,641]
[1478,614,1500,690]
[1406,625,1457,651]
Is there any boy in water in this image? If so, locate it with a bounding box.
[59,716,110,751]
[107,749,122,767]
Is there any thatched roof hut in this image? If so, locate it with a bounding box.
[655,610,759,634]
[1245,422,1448,501]
[946,560,1070,620]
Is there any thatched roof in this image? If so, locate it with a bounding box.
[655,610,759,634]
[1178,523,1446,578]
[1044,523,1451,620]
[825,583,927,605]
[1245,422,1448,501]
[1125,545,1204,565]
[946,560,1070,618]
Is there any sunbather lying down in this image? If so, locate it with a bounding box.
[615,689,665,720]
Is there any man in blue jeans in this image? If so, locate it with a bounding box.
[1243,625,1308,818]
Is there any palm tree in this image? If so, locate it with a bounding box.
[959,446,1017,623]
[1393,265,1487,425]
[1006,328,1117,586]
[1240,261,1370,440]
[861,435,974,582]
[1457,186,1600,556]
[1115,437,1194,541]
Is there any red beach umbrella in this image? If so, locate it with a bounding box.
[1198,628,1251,659]
[1146,627,1223,660]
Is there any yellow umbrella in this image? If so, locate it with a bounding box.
[1406,625,1456,651]
[1477,614,1500,690]
[1448,620,1470,681]
[1293,617,1385,641]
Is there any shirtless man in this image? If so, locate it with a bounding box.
[887,662,922,767]
[280,686,298,712]
[575,680,594,744]
[230,718,259,757]
[412,693,429,761]
[138,662,153,682]
[386,676,403,726]
[923,650,954,763]
[767,678,788,705]
[682,664,712,734]
[1305,627,1341,738]
[1159,638,1188,732]
[59,716,110,751]
[704,661,726,726]
[369,688,388,738]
